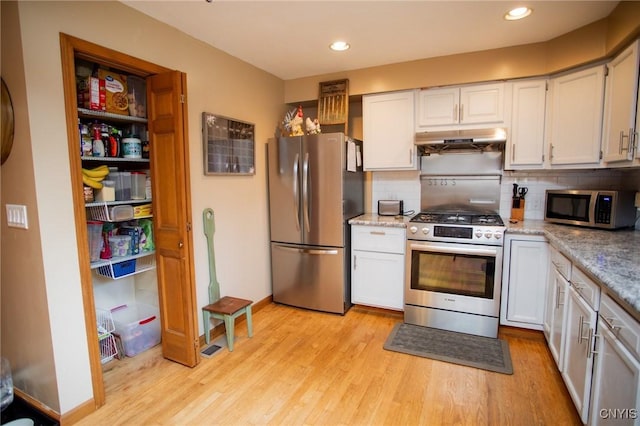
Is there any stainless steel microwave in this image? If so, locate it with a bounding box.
[544,190,637,229]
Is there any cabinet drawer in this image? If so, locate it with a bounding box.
[352,226,405,254]
[570,267,600,311]
[550,246,571,281]
[600,293,640,356]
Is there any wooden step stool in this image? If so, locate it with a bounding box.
[202,296,253,351]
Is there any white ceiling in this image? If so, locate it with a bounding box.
[122,0,620,80]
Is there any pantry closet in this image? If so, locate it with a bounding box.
[60,34,199,408]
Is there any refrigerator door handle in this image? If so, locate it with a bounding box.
[275,245,338,255]
[302,152,311,233]
[293,153,300,232]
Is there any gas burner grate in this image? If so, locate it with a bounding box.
[411,212,504,226]
[472,215,505,226]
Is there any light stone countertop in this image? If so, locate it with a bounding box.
[507,220,640,321]
[348,213,411,228]
[350,214,640,320]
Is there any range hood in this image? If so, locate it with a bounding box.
[415,127,507,153]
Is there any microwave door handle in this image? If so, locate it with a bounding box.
[409,242,497,258]
[293,153,300,232]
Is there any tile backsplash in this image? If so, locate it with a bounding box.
[371,168,640,221]
[370,170,421,215]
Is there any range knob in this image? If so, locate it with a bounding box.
[494,232,503,240]
[409,226,418,234]
[475,229,483,238]
[484,231,493,239]
[422,227,430,235]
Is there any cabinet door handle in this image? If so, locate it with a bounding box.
[586,327,595,358]
[555,285,564,309]
[512,143,516,162]
[619,130,625,155]
[590,329,599,358]
[179,241,184,248]
[370,231,386,236]
[459,104,464,122]
[353,254,357,270]
[602,315,621,332]
[577,314,584,344]
[549,144,554,161]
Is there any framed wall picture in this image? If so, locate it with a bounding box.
[202,112,255,175]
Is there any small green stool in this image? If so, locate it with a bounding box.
[202,296,253,351]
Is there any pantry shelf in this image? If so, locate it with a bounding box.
[78,107,148,124]
[81,156,149,164]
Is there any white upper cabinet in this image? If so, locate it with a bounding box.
[505,79,548,170]
[602,40,640,165]
[363,90,417,170]
[416,82,506,130]
[547,65,606,167]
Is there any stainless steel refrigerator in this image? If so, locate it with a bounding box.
[267,132,364,314]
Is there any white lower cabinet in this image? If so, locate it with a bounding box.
[589,294,640,425]
[562,284,598,424]
[544,246,571,369]
[546,267,570,368]
[500,234,549,329]
[351,225,405,310]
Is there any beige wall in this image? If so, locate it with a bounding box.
[284,1,640,103]
[2,0,283,415]
[1,1,60,412]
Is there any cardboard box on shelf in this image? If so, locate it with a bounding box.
[98,69,129,115]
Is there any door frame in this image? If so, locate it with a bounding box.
[59,33,196,411]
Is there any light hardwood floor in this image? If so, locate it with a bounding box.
[77,303,581,425]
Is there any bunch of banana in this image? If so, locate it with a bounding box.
[82,165,109,189]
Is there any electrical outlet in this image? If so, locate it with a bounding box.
[5,204,28,229]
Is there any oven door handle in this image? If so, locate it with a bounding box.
[409,242,497,257]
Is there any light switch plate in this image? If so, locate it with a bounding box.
[6,204,28,229]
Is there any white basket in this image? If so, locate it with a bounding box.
[96,255,155,280]
[99,334,118,364]
[86,204,134,222]
[96,308,115,338]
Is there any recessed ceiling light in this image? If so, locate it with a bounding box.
[330,41,350,52]
[504,6,532,21]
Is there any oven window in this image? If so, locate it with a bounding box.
[410,251,495,298]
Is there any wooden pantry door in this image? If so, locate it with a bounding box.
[147,71,199,367]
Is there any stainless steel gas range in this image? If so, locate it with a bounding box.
[404,134,507,338]
[404,210,506,338]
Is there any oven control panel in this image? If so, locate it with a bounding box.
[408,224,504,245]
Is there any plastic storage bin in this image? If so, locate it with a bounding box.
[87,221,103,262]
[127,75,147,118]
[131,171,146,200]
[109,235,132,257]
[110,171,131,201]
[111,303,161,357]
[95,180,115,202]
